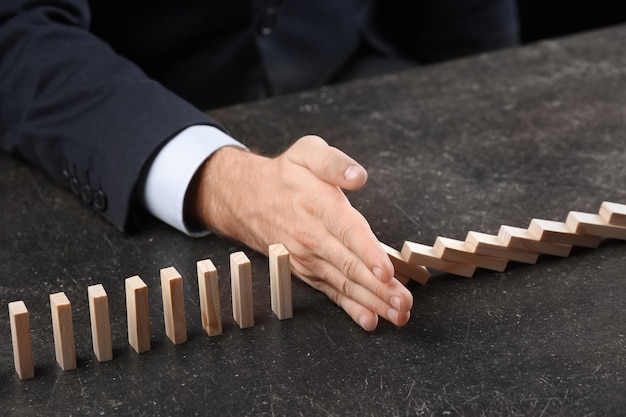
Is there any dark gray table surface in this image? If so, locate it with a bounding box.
[2,25,626,416]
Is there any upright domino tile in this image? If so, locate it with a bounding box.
[434,237,508,272]
[197,259,222,336]
[269,243,293,320]
[125,276,151,353]
[599,201,626,226]
[528,219,602,248]
[401,241,477,278]
[381,243,430,284]
[88,284,113,362]
[566,211,626,240]
[8,301,34,379]
[230,251,254,329]
[498,225,572,257]
[465,231,540,264]
[160,267,187,345]
[50,292,77,371]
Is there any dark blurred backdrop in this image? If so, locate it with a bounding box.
[517,0,626,42]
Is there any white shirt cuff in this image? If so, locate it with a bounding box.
[143,125,245,236]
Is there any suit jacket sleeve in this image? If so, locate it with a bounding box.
[0,0,219,230]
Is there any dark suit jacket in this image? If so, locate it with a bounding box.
[0,0,518,231]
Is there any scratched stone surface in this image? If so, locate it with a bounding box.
[2,25,626,415]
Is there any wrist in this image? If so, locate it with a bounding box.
[186,146,270,249]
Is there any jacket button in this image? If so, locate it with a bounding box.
[92,190,107,211]
[257,7,277,36]
[80,183,92,203]
[70,178,80,196]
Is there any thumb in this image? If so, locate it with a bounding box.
[286,135,368,190]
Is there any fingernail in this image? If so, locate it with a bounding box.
[358,315,371,330]
[373,266,383,281]
[387,308,399,324]
[344,165,363,182]
[390,296,401,310]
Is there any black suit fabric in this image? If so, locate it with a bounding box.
[0,0,215,229]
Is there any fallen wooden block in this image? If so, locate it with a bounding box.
[269,243,293,320]
[498,225,572,257]
[88,284,113,362]
[230,251,254,329]
[160,267,187,345]
[566,211,626,240]
[125,276,151,353]
[401,241,476,278]
[465,231,540,264]
[381,243,430,284]
[50,292,76,371]
[9,301,35,379]
[599,201,626,227]
[434,237,508,272]
[528,219,602,248]
[197,259,222,336]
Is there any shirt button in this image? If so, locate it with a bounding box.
[70,177,80,196]
[92,190,108,211]
[257,7,277,36]
[80,183,92,203]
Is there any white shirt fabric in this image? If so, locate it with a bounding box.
[143,125,245,236]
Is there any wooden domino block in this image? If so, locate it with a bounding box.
[8,301,34,380]
[434,237,508,272]
[160,267,187,345]
[88,284,113,362]
[50,292,76,371]
[498,225,572,257]
[269,243,293,320]
[125,276,151,353]
[230,251,254,329]
[401,241,476,278]
[528,219,602,248]
[566,211,626,240]
[465,231,540,264]
[381,243,430,284]
[197,259,222,336]
[599,201,626,226]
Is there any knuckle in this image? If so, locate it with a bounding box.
[298,193,321,215]
[293,229,319,252]
[327,288,342,306]
[338,223,357,246]
[338,277,354,298]
[339,255,360,280]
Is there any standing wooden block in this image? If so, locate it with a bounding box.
[401,241,476,278]
[498,225,572,257]
[160,267,187,345]
[599,201,626,226]
[566,211,626,240]
[197,259,222,336]
[8,301,34,380]
[88,284,113,362]
[125,276,151,353]
[50,292,76,371]
[269,243,293,320]
[528,219,602,248]
[230,251,254,329]
[465,231,540,264]
[381,243,430,285]
[434,237,509,272]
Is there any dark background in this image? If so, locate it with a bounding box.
[517,0,626,42]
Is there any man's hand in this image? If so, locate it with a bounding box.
[187,135,413,331]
